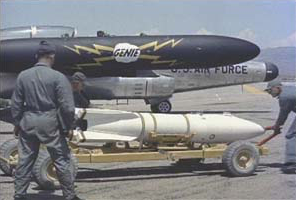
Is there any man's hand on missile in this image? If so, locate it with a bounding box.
[273,127,282,135]
[264,125,282,134]
[13,126,20,138]
[67,129,74,140]
[258,125,282,146]
[264,126,274,131]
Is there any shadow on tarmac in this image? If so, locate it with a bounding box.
[76,163,222,181]
[74,163,261,183]
[259,162,284,169]
[25,193,64,200]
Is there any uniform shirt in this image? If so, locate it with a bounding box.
[11,63,75,132]
[73,90,90,108]
[276,85,296,126]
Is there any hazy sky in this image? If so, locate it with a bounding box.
[1,0,295,48]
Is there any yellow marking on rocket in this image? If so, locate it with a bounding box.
[139,38,183,51]
[64,45,102,55]
[65,38,184,67]
[93,44,114,52]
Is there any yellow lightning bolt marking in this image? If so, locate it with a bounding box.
[64,44,114,67]
[93,44,114,52]
[93,56,114,66]
[151,59,178,66]
[65,38,183,68]
[139,38,183,51]
[75,56,114,67]
[76,62,103,67]
[139,55,178,66]
[64,45,102,55]
[139,55,160,60]
[64,44,114,55]
[138,38,183,66]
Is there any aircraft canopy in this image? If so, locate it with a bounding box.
[0,26,77,40]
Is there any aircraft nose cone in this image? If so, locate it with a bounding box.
[264,62,279,81]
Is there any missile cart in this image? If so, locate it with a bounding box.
[0,109,269,190]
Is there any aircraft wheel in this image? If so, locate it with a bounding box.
[222,141,259,177]
[32,150,78,190]
[151,100,172,113]
[0,138,18,176]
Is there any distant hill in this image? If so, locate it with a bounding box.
[255,46,296,80]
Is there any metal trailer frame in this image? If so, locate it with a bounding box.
[68,139,268,165]
[0,133,268,168]
[0,132,269,190]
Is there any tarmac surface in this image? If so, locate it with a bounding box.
[0,83,295,200]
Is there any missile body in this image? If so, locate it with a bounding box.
[0,35,259,76]
[78,111,264,143]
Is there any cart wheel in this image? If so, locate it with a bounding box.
[0,139,18,175]
[32,150,78,190]
[222,141,259,177]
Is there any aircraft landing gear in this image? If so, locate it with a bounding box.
[151,100,172,113]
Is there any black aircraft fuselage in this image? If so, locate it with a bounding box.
[0,35,260,77]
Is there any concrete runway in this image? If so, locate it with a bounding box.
[0,83,295,200]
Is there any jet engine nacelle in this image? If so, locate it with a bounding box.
[83,76,175,100]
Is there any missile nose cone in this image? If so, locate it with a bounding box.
[243,121,265,138]
[231,39,260,62]
[202,36,261,66]
[245,41,260,60]
[264,62,279,81]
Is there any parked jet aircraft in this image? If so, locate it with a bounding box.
[0,60,278,112]
[0,26,278,113]
[71,61,278,112]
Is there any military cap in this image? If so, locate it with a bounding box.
[36,40,56,57]
[265,79,282,91]
[72,72,86,82]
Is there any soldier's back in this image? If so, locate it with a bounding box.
[19,64,64,111]
[279,85,296,113]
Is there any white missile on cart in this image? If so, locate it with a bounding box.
[74,110,265,143]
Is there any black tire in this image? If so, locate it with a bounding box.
[0,139,18,175]
[32,150,78,190]
[222,141,259,177]
[150,100,172,113]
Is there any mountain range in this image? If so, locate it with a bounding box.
[255,46,296,80]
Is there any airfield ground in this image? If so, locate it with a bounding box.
[0,83,295,200]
